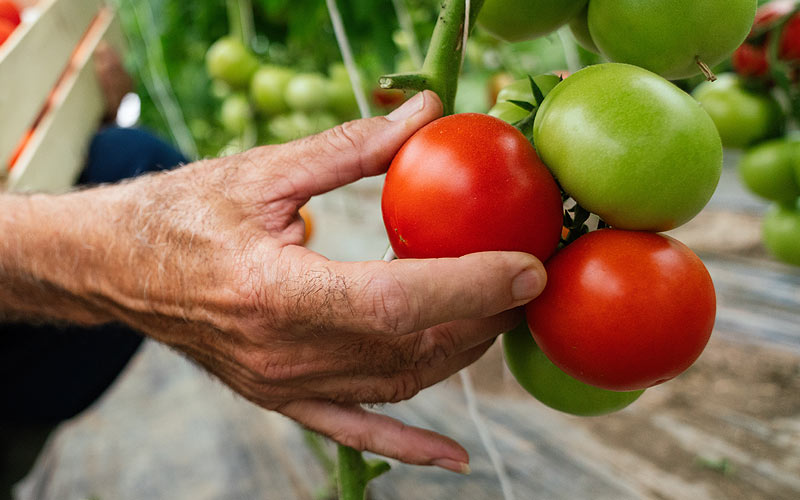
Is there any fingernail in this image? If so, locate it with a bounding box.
[432,458,471,475]
[387,91,425,121]
[512,267,546,302]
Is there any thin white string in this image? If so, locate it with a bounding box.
[325,0,372,119]
[460,368,515,500]
[460,0,470,71]
[391,0,423,68]
[126,0,198,159]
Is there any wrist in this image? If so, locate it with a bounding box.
[0,189,118,325]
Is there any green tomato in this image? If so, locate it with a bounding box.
[326,79,359,120]
[488,75,561,132]
[503,322,644,417]
[488,101,530,124]
[205,37,259,88]
[588,0,757,79]
[219,93,252,135]
[478,0,587,43]
[693,74,784,149]
[268,111,338,143]
[739,139,800,202]
[250,65,294,116]
[533,63,722,231]
[569,5,599,54]
[495,75,561,104]
[285,73,330,112]
[763,202,800,266]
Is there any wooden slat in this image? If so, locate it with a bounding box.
[6,8,118,193]
[0,0,104,165]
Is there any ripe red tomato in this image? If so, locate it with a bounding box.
[526,229,716,391]
[382,113,563,261]
[0,0,20,27]
[732,42,770,77]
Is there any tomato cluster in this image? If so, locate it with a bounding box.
[693,1,800,267]
[204,37,363,149]
[732,0,800,79]
[380,1,748,415]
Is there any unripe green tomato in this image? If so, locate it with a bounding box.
[327,78,359,119]
[205,37,259,88]
[569,5,599,54]
[496,75,561,104]
[285,73,330,112]
[488,75,561,127]
[533,63,722,231]
[763,202,800,266]
[588,0,757,79]
[220,93,252,135]
[693,74,784,149]
[250,65,294,116]
[488,101,530,124]
[268,111,338,143]
[503,322,644,417]
[738,139,800,202]
[478,0,587,43]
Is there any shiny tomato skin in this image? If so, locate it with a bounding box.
[526,229,716,391]
[382,113,563,261]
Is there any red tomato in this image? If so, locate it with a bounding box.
[732,42,770,77]
[780,12,800,60]
[382,113,563,261]
[0,17,14,45]
[0,0,20,27]
[526,229,716,391]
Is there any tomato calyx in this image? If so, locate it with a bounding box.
[508,75,553,141]
[560,196,607,249]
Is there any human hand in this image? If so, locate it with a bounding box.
[3,91,546,472]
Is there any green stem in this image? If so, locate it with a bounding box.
[337,445,390,500]
[380,0,486,115]
[226,0,242,42]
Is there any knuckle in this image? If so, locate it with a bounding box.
[386,372,423,403]
[363,268,419,335]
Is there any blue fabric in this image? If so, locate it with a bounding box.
[1,127,186,424]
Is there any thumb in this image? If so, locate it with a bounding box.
[263,90,443,198]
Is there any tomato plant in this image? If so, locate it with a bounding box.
[693,73,784,149]
[205,37,259,89]
[763,202,800,266]
[738,138,800,202]
[477,0,587,43]
[526,229,716,391]
[588,0,757,79]
[382,113,563,261]
[503,322,644,416]
[533,63,722,231]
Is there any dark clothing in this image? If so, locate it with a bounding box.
[1,128,186,495]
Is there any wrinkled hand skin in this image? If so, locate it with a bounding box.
[0,92,547,473]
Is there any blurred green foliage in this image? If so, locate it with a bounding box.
[113,0,575,158]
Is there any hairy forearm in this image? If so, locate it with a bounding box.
[0,189,123,324]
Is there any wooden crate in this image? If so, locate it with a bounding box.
[0,0,125,193]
